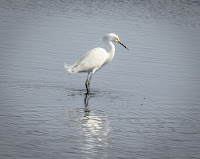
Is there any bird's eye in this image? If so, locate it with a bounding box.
[116,38,119,41]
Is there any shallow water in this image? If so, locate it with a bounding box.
[1,0,200,158]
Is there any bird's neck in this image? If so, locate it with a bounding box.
[106,41,115,61]
[107,41,115,52]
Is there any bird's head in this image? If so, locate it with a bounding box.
[102,33,129,50]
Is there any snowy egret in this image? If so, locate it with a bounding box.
[64,33,129,94]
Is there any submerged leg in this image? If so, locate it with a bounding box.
[84,92,90,113]
[84,73,91,112]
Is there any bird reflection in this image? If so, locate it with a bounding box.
[84,92,90,113]
[65,91,110,158]
[81,114,109,158]
[81,92,110,158]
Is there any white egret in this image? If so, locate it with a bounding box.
[64,33,129,94]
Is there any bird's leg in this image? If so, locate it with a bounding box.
[85,79,88,91]
[85,73,90,94]
[85,72,93,95]
[87,73,93,94]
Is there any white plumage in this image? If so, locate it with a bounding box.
[64,33,128,93]
[65,47,108,74]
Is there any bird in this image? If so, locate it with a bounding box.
[64,33,129,94]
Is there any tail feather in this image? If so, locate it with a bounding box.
[64,63,73,74]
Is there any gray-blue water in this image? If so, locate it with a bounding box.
[1,0,200,158]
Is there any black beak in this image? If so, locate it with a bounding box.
[118,41,129,50]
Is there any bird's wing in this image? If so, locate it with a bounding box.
[70,47,108,73]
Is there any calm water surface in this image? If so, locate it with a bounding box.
[1,0,200,158]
